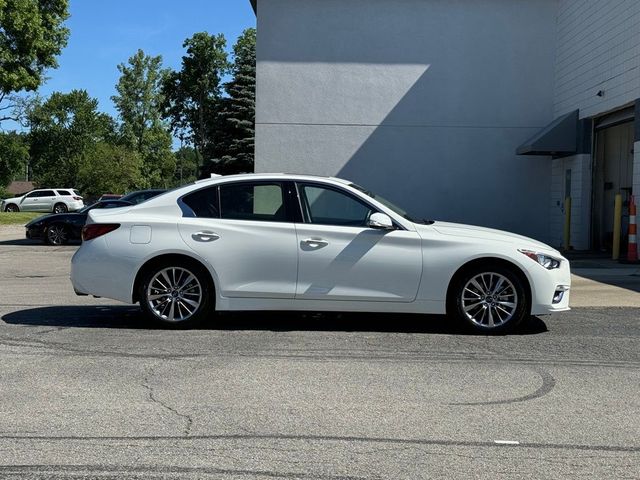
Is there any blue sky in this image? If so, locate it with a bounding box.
[36,0,256,119]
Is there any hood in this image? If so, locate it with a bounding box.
[2,195,24,203]
[25,212,78,227]
[427,221,558,253]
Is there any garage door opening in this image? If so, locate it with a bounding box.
[592,120,634,252]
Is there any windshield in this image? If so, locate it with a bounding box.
[349,183,421,223]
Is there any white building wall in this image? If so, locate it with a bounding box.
[255,0,558,242]
[550,0,640,250]
[554,0,640,119]
[549,154,592,250]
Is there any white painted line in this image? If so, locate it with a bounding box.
[494,440,520,445]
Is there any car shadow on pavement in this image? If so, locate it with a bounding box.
[1,305,549,335]
[0,238,41,246]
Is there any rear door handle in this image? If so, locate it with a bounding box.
[301,238,329,248]
[192,231,220,242]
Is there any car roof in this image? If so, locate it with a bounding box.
[193,173,353,186]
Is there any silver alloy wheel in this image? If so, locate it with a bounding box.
[54,204,67,213]
[47,225,67,245]
[461,272,518,328]
[147,267,203,323]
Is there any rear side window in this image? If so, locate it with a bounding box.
[39,190,55,197]
[181,187,220,218]
[56,190,72,196]
[219,183,286,222]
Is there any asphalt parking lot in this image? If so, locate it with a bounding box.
[0,226,639,479]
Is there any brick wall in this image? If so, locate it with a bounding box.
[554,0,640,118]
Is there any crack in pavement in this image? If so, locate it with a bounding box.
[142,366,193,437]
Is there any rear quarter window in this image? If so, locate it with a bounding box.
[181,187,220,218]
[56,190,72,196]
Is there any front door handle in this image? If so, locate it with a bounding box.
[192,231,220,242]
[301,238,329,248]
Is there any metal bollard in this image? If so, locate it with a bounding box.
[563,197,571,251]
[612,194,622,260]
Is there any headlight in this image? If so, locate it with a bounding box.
[519,249,561,270]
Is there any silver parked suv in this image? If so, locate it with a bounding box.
[1,189,84,213]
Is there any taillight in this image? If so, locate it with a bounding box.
[73,196,82,201]
[82,224,120,241]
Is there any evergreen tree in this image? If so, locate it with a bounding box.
[203,28,256,176]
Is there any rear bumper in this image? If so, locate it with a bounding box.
[67,201,84,212]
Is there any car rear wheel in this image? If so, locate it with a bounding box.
[449,265,528,334]
[46,224,69,245]
[139,260,213,328]
[53,203,68,214]
[5,204,19,212]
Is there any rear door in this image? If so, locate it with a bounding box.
[294,182,423,302]
[178,181,299,299]
[37,190,57,211]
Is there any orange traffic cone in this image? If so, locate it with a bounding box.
[628,195,638,263]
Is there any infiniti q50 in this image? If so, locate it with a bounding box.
[71,174,571,332]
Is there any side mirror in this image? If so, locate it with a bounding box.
[368,212,394,230]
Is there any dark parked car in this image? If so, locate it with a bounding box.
[25,200,132,245]
[120,189,165,205]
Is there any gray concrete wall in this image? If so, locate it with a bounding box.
[255,0,558,241]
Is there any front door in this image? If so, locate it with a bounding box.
[178,181,298,299]
[294,183,422,302]
[19,191,42,211]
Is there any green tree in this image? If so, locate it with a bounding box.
[172,145,199,186]
[161,32,229,163]
[77,142,144,196]
[0,131,28,186]
[28,89,116,187]
[203,28,256,175]
[112,49,175,187]
[0,0,70,124]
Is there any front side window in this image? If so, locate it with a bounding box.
[299,184,374,227]
[219,183,286,222]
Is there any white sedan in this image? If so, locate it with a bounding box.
[71,174,571,333]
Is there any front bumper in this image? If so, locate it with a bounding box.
[26,226,45,240]
[528,257,572,315]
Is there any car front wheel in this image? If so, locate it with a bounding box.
[5,204,19,212]
[450,265,528,334]
[139,259,213,328]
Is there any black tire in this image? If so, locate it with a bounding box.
[45,224,69,245]
[53,203,68,214]
[138,258,213,328]
[5,204,19,212]
[448,264,529,334]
